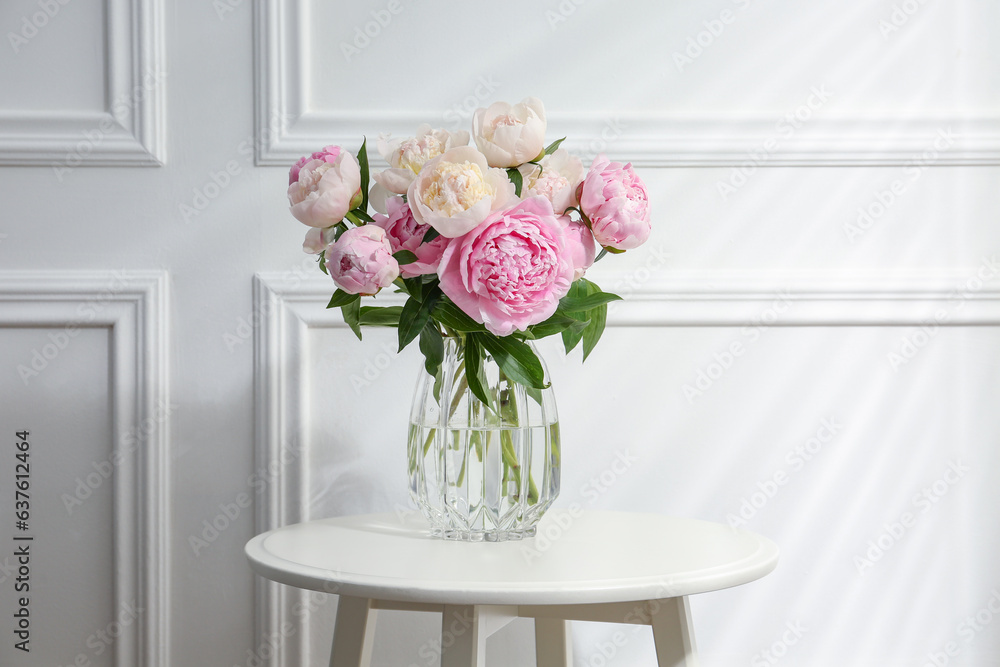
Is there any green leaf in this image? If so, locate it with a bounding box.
[581,302,608,361]
[421,226,440,244]
[506,167,523,197]
[317,251,328,275]
[543,137,566,155]
[333,222,348,241]
[560,280,592,353]
[393,249,418,265]
[418,321,444,377]
[357,137,370,213]
[464,333,493,408]
[352,209,374,223]
[558,290,622,313]
[420,277,440,300]
[478,333,547,389]
[602,245,626,255]
[432,299,486,332]
[562,324,585,354]
[326,289,359,309]
[344,210,362,226]
[594,247,609,263]
[397,290,441,352]
[525,313,588,340]
[341,298,362,340]
[359,305,403,327]
[402,276,423,297]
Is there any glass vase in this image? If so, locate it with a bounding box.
[407,336,560,541]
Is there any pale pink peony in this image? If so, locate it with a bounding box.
[438,197,574,336]
[288,147,362,228]
[372,125,469,195]
[407,146,514,238]
[579,154,651,250]
[324,225,399,295]
[519,148,584,214]
[289,145,341,185]
[472,97,547,168]
[302,226,337,254]
[370,197,447,279]
[557,215,597,281]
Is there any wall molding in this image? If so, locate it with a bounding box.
[252,265,1000,665]
[0,0,166,167]
[0,270,170,667]
[253,0,1000,167]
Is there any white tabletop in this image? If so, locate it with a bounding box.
[245,510,779,606]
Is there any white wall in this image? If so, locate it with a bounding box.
[1,1,998,666]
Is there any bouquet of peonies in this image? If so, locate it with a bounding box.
[287,97,650,403]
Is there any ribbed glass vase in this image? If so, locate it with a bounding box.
[407,336,560,541]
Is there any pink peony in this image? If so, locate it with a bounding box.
[579,154,651,250]
[289,145,342,185]
[370,197,447,279]
[438,197,574,336]
[557,215,596,281]
[288,146,362,228]
[324,225,399,295]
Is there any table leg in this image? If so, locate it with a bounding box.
[534,617,572,666]
[650,596,699,667]
[329,595,377,667]
[441,604,486,667]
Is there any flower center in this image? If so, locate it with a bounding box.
[421,161,494,216]
[397,136,444,174]
[485,113,524,140]
[475,230,556,303]
[528,169,569,200]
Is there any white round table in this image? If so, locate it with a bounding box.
[245,510,778,666]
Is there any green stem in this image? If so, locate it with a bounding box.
[421,428,436,457]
